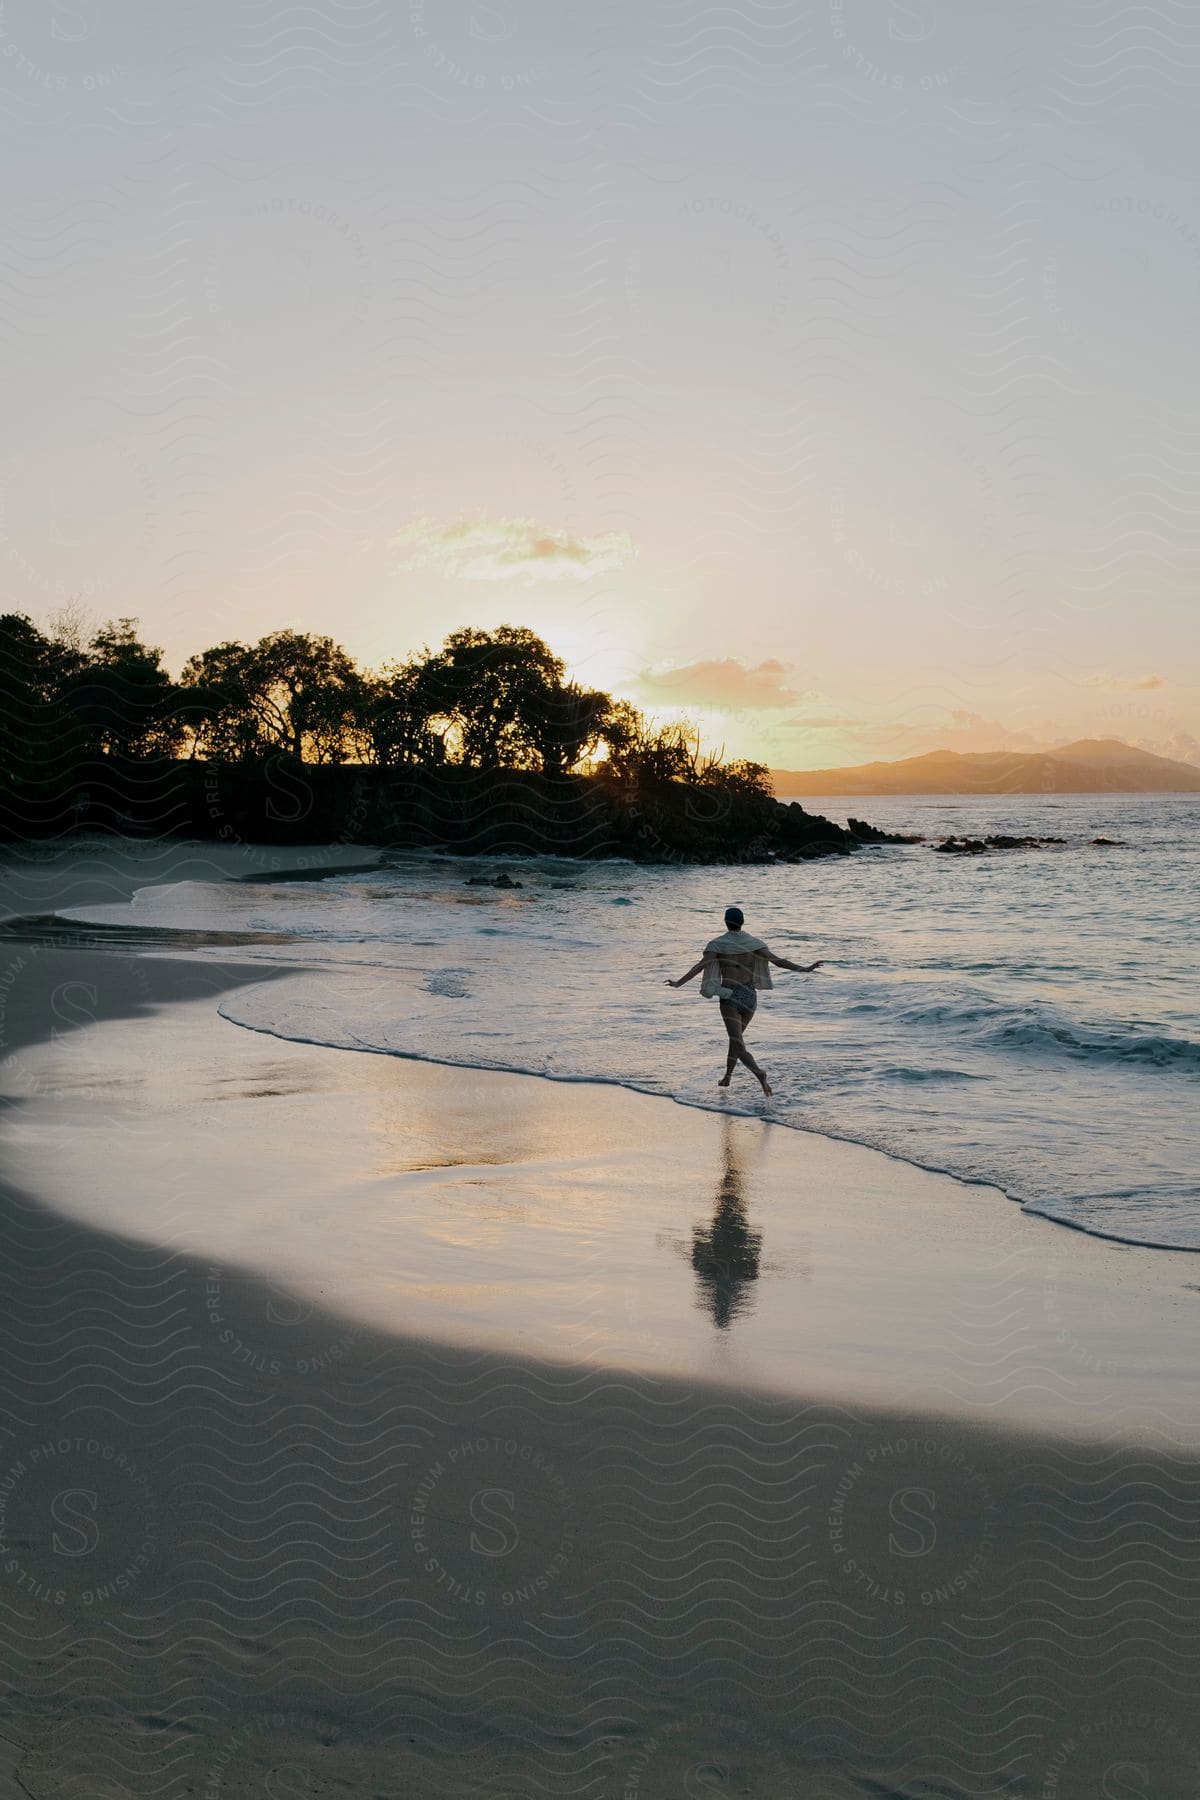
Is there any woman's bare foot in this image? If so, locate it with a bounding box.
[757,1070,772,1097]
[718,1075,732,1087]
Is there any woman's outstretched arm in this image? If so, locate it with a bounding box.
[766,951,823,973]
[666,956,716,988]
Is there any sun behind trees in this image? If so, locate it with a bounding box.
[0,611,771,790]
[0,615,886,860]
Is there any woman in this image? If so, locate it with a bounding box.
[665,904,822,1098]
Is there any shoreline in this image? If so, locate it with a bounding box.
[5,943,1200,1432]
[0,836,390,925]
[3,841,1200,1790]
[3,878,1191,1261]
[2,944,1200,1791]
[2,824,1194,1259]
[218,997,1197,1258]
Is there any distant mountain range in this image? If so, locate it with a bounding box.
[770,738,1200,796]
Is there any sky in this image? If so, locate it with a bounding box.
[2,1,1198,770]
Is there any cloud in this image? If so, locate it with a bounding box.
[1080,671,1166,691]
[389,516,633,583]
[638,657,804,709]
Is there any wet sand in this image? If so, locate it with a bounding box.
[7,981,1200,1434]
[1,850,1199,1795]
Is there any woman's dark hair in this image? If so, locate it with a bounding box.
[725,906,744,929]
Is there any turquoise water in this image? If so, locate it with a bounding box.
[62,794,1200,1250]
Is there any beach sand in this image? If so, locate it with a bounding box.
[1,846,1199,1796]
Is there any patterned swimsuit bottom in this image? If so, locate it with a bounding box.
[722,981,757,1015]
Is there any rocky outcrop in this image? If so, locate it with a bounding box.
[847,817,924,845]
[932,834,1066,855]
[4,757,904,868]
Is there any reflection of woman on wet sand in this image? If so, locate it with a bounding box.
[666,905,822,1097]
[690,1118,761,1329]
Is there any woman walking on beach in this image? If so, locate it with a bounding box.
[666,905,822,1098]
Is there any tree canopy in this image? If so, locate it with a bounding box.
[0,613,773,805]
[180,630,366,764]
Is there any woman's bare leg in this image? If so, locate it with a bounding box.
[741,1016,772,1096]
[718,1004,771,1096]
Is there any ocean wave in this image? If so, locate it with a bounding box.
[879,1065,981,1084]
[987,1017,1200,1070]
[894,993,1200,1072]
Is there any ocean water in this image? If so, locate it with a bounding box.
[57,794,1199,1252]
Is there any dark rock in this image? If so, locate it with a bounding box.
[1092,836,1122,846]
[848,817,924,844]
[773,803,858,858]
[934,832,1068,855]
[18,758,914,869]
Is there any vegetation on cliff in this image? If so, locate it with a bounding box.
[0,612,883,860]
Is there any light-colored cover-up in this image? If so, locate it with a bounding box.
[699,930,774,1000]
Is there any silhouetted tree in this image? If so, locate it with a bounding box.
[522,680,615,775]
[590,698,642,779]
[418,626,565,769]
[704,757,773,800]
[0,614,81,798]
[60,618,184,758]
[179,630,364,763]
[176,641,261,762]
[364,658,450,767]
[2,604,777,855]
[598,707,698,786]
[42,604,93,690]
